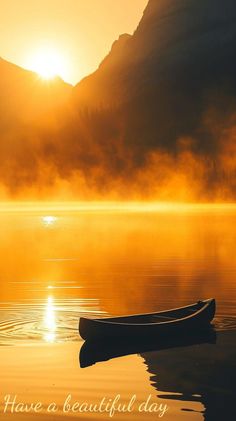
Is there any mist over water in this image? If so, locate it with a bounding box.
[0,205,236,345]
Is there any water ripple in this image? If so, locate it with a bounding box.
[0,300,105,346]
[1,301,236,346]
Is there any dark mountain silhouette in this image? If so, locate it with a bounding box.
[73,0,236,153]
[76,0,236,106]
[0,57,72,128]
[1,0,236,198]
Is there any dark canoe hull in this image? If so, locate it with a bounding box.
[79,298,216,341]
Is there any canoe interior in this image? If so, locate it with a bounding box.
[94,300,208,325]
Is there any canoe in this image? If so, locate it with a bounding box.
[79,298,216,341]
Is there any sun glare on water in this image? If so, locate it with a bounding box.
[26,46,69,81]
[42,215,57,226]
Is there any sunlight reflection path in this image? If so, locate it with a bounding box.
[44,296,56,343]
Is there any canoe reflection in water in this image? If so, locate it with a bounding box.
[79,329,236,420]
[142,330,236,421]
[79,328,216,368]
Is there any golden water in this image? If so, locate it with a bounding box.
[0,205,235,420]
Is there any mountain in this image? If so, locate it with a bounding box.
[1,0,236,199]
[75,0,236,107]
[0,58,72,195]
[0,57,72,129]
[73,0,236,154]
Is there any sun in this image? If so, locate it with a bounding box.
[26,46,68,81]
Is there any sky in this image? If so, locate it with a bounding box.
[0,0,148,85]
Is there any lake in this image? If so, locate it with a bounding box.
[0,204,236,420]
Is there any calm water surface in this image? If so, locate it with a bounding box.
[0,206,236,421]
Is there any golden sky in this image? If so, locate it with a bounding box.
[0,0,148,85]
